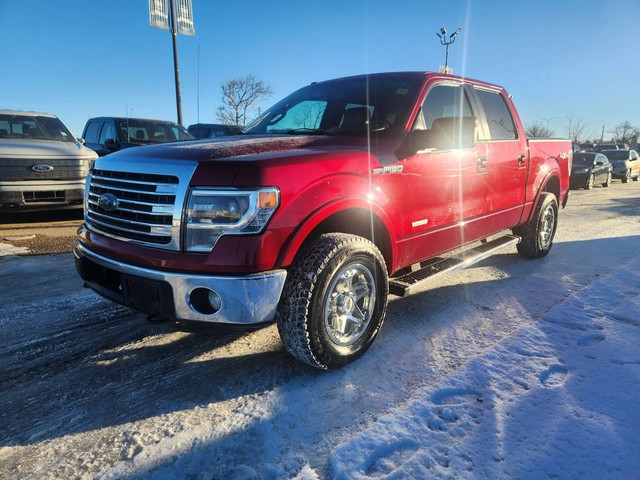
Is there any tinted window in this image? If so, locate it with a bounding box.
[475,89,517,141]
[414,84,472,131]
[99,122,117,144]
[84,121,102,144]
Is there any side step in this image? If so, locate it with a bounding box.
[389,234,520,297]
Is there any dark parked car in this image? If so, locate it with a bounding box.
[187,123,244,139]
[570,152,613,189]
[82,117,193,156]
[600,149,640,183]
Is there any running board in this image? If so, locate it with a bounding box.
[389,234,520,297]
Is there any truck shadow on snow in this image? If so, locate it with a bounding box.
[1,235,638,456]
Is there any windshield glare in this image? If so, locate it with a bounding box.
[244,76,422,137]
[0,114,75,142]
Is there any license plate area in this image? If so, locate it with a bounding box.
[121,274,174,316]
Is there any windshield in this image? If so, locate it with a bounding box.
[244,74,423,138]
[573,153,597,165]
[604,151,629,161]
[0,113,76,142]
[117,120,194,143]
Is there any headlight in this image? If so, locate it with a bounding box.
[185,187,279,252]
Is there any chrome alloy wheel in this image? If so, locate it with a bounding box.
[539,203,556,250]
[324,263,376,346]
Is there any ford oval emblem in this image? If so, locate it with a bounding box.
[32,164,54,173]
[98,193,119,212]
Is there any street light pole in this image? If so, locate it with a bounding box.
[436,27,461,73]
[169,0,183,125]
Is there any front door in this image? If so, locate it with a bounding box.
[402,82,491,266]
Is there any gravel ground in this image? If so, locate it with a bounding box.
[0,208,83,255]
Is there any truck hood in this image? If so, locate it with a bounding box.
[0,138,97,159]
[112,134,400,164]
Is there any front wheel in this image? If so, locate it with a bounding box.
[277,233,389,370]
[603,172,612,187]
[513,192,558,259]
[622,170,631,183]
[586,174,594,190]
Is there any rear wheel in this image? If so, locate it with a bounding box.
[277,233,389,370]
[513,192,558,259]
[603,172,612,187]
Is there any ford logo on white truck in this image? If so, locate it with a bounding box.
[31,164,54,173]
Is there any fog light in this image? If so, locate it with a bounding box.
[189,288,222,315]
[208,290,222,311]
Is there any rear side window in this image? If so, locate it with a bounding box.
[84,121,102,144]
[474,89,518,141]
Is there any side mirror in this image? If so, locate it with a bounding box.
[77,137,86,145]
[396,116,477,159]
[104,138,119,152]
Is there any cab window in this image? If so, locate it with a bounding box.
[474,89,518,141]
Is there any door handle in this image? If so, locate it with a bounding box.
[477,156,488,173]
[517,153,526,166]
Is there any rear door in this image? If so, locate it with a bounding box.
[471,86,528,230]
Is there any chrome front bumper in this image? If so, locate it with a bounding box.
[73,242,287,325]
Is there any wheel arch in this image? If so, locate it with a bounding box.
[276,203,396,274]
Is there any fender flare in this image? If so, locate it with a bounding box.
[276,197,398,272]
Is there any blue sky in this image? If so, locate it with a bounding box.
[1,0,639,139]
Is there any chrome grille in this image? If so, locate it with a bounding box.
[0,157,91,181]
[86,169,179,246]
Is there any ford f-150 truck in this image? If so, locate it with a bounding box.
[74,72,571,369]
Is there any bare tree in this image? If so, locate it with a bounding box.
[610,121,639,147]
[525,121,554,139]
[216,75,273,126]
[564,114,594,145]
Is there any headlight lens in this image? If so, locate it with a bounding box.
[185,187,279,252]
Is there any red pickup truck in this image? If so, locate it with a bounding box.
[74,72,571,369]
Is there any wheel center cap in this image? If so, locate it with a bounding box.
[337,295,355,314]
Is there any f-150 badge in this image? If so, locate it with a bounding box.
[371,165,404,175]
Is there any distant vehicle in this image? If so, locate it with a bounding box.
[187,123,244,139]
[570,152,612,189]
[0,110,97,211]
[593,143,619,152]
[82,117,194,156]
[601,149,640,183]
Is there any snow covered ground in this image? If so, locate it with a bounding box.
[1,183,639,479]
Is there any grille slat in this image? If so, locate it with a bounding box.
[86,169,180,246]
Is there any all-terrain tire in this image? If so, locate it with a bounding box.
[276,233,388,370]
[512,192,558,259]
